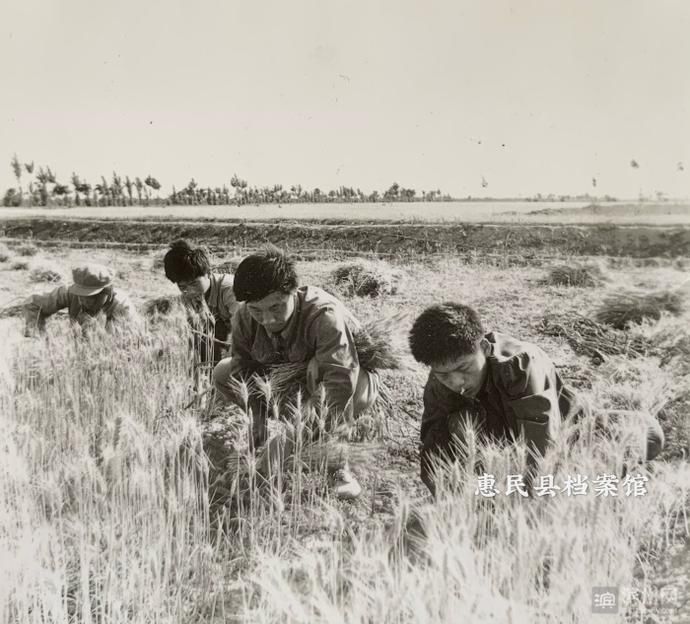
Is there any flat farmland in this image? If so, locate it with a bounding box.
[2,200,690,225]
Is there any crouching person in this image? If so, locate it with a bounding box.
[163,239,238,367]
[24,263,138,336]
[408,303,664,496]
[212,246,379,499]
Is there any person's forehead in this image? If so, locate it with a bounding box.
[248,291,289,309]
[431,353,476,373]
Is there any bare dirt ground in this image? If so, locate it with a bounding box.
[2,215,690,259]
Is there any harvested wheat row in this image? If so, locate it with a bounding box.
[594,289,685,329]
[537,311,656,363]
[543,263,607,287]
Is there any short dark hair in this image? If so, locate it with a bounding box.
[233,246,298,302]
[409,303,485,365]
[163,240,211,283]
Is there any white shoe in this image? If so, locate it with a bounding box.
[331,467,362,500]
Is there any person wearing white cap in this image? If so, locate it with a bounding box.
[23,263,138,336]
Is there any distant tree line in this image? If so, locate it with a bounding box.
[2,155,453,207]
[2,155,164,207]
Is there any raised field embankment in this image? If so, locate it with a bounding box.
[1,217,689,258]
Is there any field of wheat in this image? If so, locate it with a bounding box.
[1,240,689,623]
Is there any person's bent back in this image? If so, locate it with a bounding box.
[24,263,137,336]
[408,302,664,496]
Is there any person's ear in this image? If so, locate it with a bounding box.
[479,337,491,357]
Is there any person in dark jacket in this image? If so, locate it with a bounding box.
[213,246,379,499]
[24,263,138,336]
[163,239,238,366]
[408,302,664,495]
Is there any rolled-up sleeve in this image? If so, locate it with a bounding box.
[23,286,70,334]
[310,309,359,412]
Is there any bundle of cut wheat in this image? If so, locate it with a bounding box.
[144,295,184,317]
[0,298,25,319]
[144,294,212,324]
[659,334,690,371]
[202,314,408,507]
[266,361,309,399]
[542,263,607,287]
[266,314,407,400]
[537,311,656,363]
[29,266,63,283]
[594,289,685,329]
[354,313,409,370]
[330,260,405,298]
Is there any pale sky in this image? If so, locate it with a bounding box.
[1,0,689,199]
